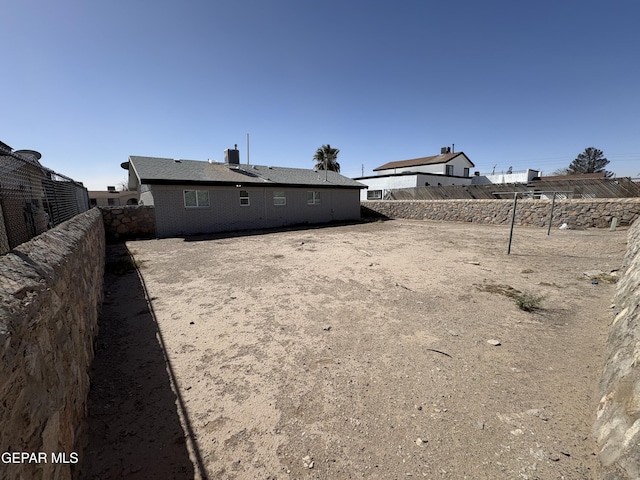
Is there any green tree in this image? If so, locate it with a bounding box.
[313,144,340,172]
[567,147,612,176]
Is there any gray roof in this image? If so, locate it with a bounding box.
[127,156,365,189]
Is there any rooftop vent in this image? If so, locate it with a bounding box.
[107,186,116,192]
[15,149,42,163]
[224,145,240,165]
[440,146,451,155]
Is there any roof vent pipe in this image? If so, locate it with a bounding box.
[14,149,42,163]
[224,147,240,165]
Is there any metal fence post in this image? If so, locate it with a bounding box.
[507,192,518,254]
[547,192,557,236]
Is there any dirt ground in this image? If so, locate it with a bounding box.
[78,219,628,480]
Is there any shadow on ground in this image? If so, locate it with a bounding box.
[181,216,389,243]
[76,244,205,479]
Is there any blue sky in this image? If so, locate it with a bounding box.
[3,0,639,190]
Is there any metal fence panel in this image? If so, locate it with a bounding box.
[0,148,89,254]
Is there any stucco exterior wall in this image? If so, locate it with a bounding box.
[473,169,540,185]
[147,185,361,237]
[388,163,446,175]
[361,198,640,228]
[0,208,105,480]
[358,174,472,201]
[358,175,420,200]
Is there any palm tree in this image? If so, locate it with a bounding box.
[313,144,340,173]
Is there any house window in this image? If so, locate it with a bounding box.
[463,167,469,177]
[107,198,117,206]
[273,191,286,206]
[184,189,210,208]
[367,190,382,200]
[446,165,454,175]
[307,191,321,205]
[240,190,250,206]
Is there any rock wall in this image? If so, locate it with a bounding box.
[0,208,105,480]
[100,205,156,241]
[594,217,640,479]
[362,198,640,228]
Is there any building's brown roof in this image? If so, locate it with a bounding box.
[373,152,473,171]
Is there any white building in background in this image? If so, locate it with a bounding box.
[88,186,138,206]
[471,169,540,185]
[355,149,475,200]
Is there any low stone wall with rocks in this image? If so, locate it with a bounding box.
[362,198,640,228]
[100,205,156,241]
[594,217,640,479]
[0,208,105,480]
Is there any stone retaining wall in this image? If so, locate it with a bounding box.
[0,208,105,480]
[362,198,640,228]
[594,217,640,479]
[100,205,156,241]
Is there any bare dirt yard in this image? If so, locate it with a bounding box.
[79,219,628,480]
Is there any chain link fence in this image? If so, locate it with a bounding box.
[1,143,90,255]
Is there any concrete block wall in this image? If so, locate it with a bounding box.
[0,208,105,480]
[362,198,640,228]
[594,217,640,479]
[100,205,156,240]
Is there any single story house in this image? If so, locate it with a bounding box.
[89,187,138,207]
[354,150,475,200]
[124,151,365,238]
